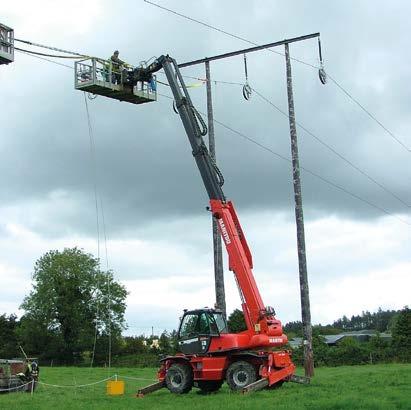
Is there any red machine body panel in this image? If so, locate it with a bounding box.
[158,351,295,383]
[210,199,288,344]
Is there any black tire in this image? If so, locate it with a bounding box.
[165,363,193,394]
[226,360,257,391]
[197,380,223,394]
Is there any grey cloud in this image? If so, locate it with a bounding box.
[0,0,410,239]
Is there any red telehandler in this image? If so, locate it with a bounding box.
[0,23,305,395]
[129,55,307,395]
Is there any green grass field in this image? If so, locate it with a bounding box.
[0,364,409,409]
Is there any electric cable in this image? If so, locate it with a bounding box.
[326,73,411,152]
[251,87,410,208]
[16,49,74,69]
[177,73,243,86]
[15,21,410,152]
[158,80,410,209]
[144,0,410,153]
[162,71,410,208]
[18,48,409,224]
[157,90,410,226]
[15,47,84,59]
[212,116,411,226]
[143,0,318,69]
[15,37,88,57]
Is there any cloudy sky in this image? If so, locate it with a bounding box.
[0,0,410,336]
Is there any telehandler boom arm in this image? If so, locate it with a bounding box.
[139,55,284,339]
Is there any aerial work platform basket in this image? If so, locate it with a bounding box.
[0,23,14,65]
[75,57,157,105]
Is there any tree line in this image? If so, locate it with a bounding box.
[227,307,411,366]
[0,248,409,366]
[282,308,400,337]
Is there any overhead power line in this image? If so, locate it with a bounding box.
[160,71,410,209]
[14,17,411,152]
[157,90,410,226]
[15,47,84,59]
[251,88,410,208]
[143,0,318,69]
[16,49,74,69]
[15,37,88,58]
[326,74,411,152]
[144,0,410,153]
[18,46,410,226]
[213,116,411,226]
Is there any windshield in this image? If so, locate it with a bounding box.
[212,313,228,334]
[179,311,228,338]
[179,314,199,338]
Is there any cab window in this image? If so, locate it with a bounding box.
[213,313,228,333]
[198,313,210,334]
[179,314,199,338]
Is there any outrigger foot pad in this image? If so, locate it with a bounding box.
[136,381,165,398]
[289,374,311,384]
[242,378,269,393]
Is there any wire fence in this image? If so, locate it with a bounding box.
[33,374,156,389]
[0,380,34,392]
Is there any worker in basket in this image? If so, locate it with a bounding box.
[108,50,131,85]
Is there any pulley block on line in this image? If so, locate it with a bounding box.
[242,54,252,100]
[243,83,252,100]
[317,37,327,85]
[318,67,327,85]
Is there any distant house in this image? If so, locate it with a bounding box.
[150,339,160,349]
[289,330,391,348]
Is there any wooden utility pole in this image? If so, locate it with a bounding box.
[205,60,226,318]
[284,43,314,378]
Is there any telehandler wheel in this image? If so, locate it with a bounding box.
[226,360,257,391]
[165,363,193,394]
[197,380,223,394]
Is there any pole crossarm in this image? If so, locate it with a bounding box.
[178,33,320,68]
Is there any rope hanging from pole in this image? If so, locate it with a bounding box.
[83,93,101,369]
[242,54,252,100]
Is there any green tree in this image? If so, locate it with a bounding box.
[227,309,247,333]
[328,337,369,366]
[159,330,172,354]
[121,336,148,355]
[283,320,303,336]
[391,306,411,362]
[367,334,392,363]
[0,314,19,357]
[20,247,127,363]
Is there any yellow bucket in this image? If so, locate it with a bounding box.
[106,380,125,396]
